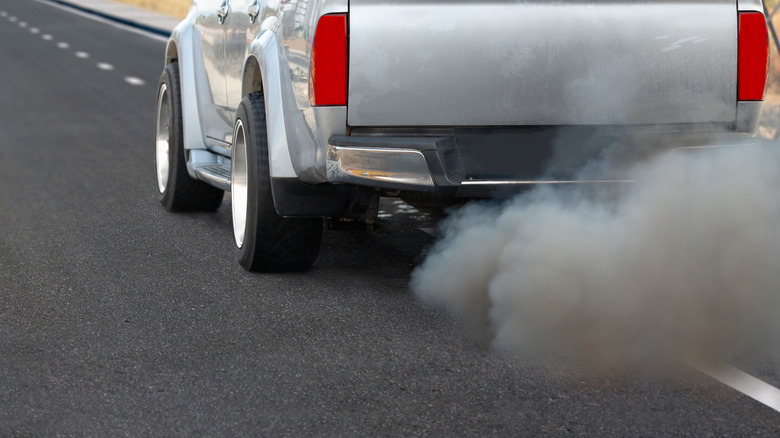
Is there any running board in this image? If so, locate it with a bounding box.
[187,150,231,191]
[195,164,231,191]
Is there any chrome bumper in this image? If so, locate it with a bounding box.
[326,136,448,191]
[325,130,760,197]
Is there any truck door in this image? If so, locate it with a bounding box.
[194,0,232,146]
[224,0,259,125]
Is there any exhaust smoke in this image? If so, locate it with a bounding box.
[412,142,780,368]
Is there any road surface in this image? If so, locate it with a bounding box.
[0,0,779,435]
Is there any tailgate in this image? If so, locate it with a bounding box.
[348,1,738,127]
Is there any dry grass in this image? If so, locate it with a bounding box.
[111,0,192,19]
[759,12,780,138]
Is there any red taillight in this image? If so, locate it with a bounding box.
[309,14,348,106]
[738,11,769,101]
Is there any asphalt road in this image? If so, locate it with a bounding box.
[0,0,779,436]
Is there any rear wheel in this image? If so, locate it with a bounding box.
[232,93,323,272]
[155,62,223,212]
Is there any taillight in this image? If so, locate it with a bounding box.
[309,14,348,106]
[738,11,769,101]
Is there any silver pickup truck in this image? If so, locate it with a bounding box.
[154,0,770,272]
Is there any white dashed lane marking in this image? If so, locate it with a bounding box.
[693,362,780,413]
[7,12,148,86]
[124,77,145,86]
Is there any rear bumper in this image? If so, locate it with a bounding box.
[326,127,759,198]
[326,136,450,192]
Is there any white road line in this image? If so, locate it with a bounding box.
[42,34,53,41]
[31,0,168,43]
[0,12,6,18]
[18,21,27,28]
[693,362,780,413]
[75,51,90,59]
[9,16,17,22]
[97,63,114,71]
[124,77,146,86]
[30,27,39,34]
[57,42,70,49]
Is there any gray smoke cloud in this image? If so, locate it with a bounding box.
[412,142,780,368]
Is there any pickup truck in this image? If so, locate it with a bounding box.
[154,0,770,272]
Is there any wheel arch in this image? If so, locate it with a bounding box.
[246,32,297,179]
[243,36,353,218]
[165,39,179,65]
[166,19,211,178]
[244,29,346,184]
[242,55,263,97]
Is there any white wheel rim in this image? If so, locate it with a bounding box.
[231,120,249,249]
[155,83,170,194]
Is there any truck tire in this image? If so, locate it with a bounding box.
[231,93,323,272]
[155,62,224,212]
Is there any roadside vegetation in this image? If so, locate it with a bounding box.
[112,0,191,19]
[761,4,780,138]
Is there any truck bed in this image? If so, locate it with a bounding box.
[347,0,739,127]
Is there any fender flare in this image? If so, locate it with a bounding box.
[166,21,209,155]
[246,31,298,179]
[246,31,351,217]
